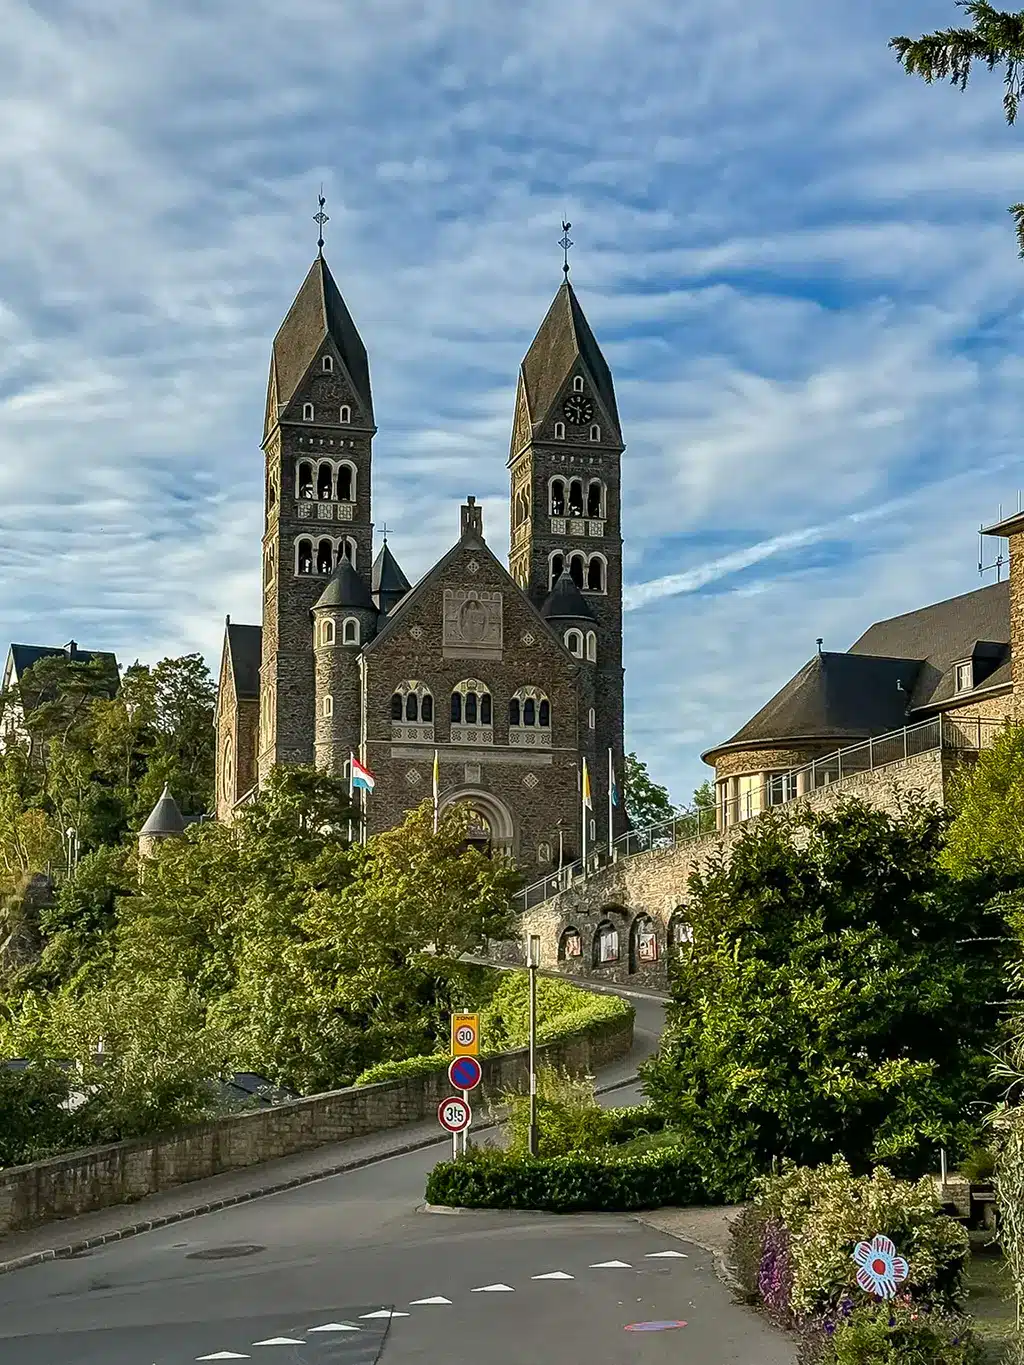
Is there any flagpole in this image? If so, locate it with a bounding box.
[608,747,614,855]
[348,751,354,844]
[432,748,439,834]
[582,759,588,872]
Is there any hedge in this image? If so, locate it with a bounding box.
[355,982,632,1086]
[425,1143,710,1213]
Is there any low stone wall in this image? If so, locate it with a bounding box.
[0,1011,632,1238]
[493,749,951,991]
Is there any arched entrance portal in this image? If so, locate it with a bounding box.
[438,787,516,858]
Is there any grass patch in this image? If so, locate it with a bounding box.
[967,1230,1017,1365]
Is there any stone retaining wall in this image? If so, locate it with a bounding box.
[0,1012,632,1237]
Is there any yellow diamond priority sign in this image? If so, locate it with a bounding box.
[451,1012,480,1057]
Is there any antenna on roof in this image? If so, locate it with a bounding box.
[979,505,1008,583]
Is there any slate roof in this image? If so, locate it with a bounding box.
[267,255,373,428]
[226,623,262,700]
[313,557,376,612]
[520,280,620,438]
[540,570,599,623]
[139,785,187,837]
[8,643,119,688]
[371,542,411,599]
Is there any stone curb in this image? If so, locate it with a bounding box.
[634,1212,744,1297]
[0,1072,642,1279]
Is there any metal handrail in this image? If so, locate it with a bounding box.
[515,714,1007,911]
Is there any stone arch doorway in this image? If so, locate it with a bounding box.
[438,787,516,858]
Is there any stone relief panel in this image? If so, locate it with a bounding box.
[443,588,503,660]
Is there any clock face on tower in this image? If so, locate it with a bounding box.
[563,393,593,425]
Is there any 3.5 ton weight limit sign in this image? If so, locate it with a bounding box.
[438,1096,472,1134]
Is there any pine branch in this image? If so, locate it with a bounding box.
[891,2,1024,124]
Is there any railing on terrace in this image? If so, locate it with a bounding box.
[515,713,1007,912]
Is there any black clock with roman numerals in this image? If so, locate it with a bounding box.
[563,393,593,425]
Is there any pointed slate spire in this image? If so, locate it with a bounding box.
[541,569,598,623]
[266,255,373,436]
[140,784,186,838]
[518,279,620,440]
[314,557,376,612]
[371,542,411,617]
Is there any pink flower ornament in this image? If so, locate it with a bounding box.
[852,1235,909,1299]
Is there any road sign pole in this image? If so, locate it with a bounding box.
[462,1088,469,1155]
[527,934,541,1157]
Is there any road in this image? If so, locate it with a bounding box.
[0,989,795,1364]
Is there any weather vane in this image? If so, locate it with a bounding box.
[314,186,330,256]
[560,220,573,277]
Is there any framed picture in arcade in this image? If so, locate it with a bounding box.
[638,930,658,963]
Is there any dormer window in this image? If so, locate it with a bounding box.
[340,405,351,424]
[303,403,314,421]
[554,421,565,440]
[322,356,333,372]
[954,660,974,693]
[573,376,584,393]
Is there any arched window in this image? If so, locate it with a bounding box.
[569,553,585,588]
[337,463,354,501]
[322,355,333,372]
[590,424,601,442]
[303,402,314,421]
[550,552,564,587]
[421,693,433,722]
[523,697,536,726]
[565,629,583,658]
[629,915,658,971]
[451,680,492,739]
[340,405,351,424]
[594,920,620,966]
[573,375,584,393]
[405,692,418,721]
[297,538,314,575]
[391,693,403,720]
[316,539,334,574]
[298,462,315,499]
[317,462,333,500]
[554,421,565,439]
[585,630,597,662]
[221,734,234,803]
[342,617,359,644]
[587,480,603,518]
[539,699,550,727]
[322,695,334,718]
[267,477,277,511]
[509,687,551,745]
[320,618,336,646]
[550,479,566,516]
[668,911,694,953]
[392,681,434,732]
[264,548,274,586]
[337,537,356,568]
[509,697,520,727]
[588,706,595,729]
[568,479,584,516]
[559,926,582,960]
[587,556,605,592]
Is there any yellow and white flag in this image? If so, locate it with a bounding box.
[582,756,593,810]
[432,748,440,832]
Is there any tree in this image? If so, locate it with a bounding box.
[891,2,1024,253]
[941,723,1024,879]
[641,798,1009,1202]
[623,752,679,829]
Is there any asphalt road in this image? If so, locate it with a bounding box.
[0,988,795,1364]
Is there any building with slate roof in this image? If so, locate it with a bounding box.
[213,252,626,868]
[702,578,1015,826]
[1,640,120,752]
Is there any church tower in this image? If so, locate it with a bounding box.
[508,274,626,842]
[258,251,376,781]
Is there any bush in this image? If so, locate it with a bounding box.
[354,1053,457,1086]
[0,1062,84,1167]
[802,1296,981,1364]
[425,1142,709,1213]
[959,1144,996,1185]
[501,1067,611,1157]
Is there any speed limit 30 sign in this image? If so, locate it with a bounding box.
[438,1096,472,1134]
[450,1012,479,1057]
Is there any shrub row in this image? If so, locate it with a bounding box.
[731,1157,979,1364]
[355,981,632,1086]
[425,1142,709,1214]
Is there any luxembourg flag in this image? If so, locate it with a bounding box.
[350,755,375,793]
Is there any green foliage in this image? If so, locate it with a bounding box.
[623,752,678,829]
[891,3,1024,255]
[942,724,1024,879]
[356,1053,460,1086]
[501,1067,612,1157]
[810,1298,981,1365]
[22,846,134,991]
[642,799,1005,1202]
[960,1144,997,1184]
[425,1142,709,1213]
[0,1062,86,1167]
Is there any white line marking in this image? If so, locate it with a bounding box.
[410,1296,453,1304]
[307,1323,362,1332]
[645,1250,688,1258]
[472,1283,515,1292]
[590,1260,632,1268]
[532,1271,575,1280]
[359,1309,410,1319]
[252,1339,306,1346]
[196,1355,250,1361]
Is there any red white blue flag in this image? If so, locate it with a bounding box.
[351,756,375,792]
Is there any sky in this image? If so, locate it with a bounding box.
[2,0,1024,805]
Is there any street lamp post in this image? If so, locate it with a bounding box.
[527,933,541,1157]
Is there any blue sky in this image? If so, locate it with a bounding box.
[2,0,1024,805]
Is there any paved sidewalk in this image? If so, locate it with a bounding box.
[638,1205,747,1293]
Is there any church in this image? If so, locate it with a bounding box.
[213,242,628,870]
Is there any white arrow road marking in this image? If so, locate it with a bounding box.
[359,1310,410,1319]
[252,1339,306,1347]
[307,1323,362,1332]
[197,1355,250,1361]
[590,1260,632,1268]
[531,1271,575,1280]
[472,1283,515,1292]
[645,1250,688,1258]
[410,1296,453,1305]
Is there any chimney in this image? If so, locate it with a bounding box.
[66,640,78,659]
[460,496,483,540]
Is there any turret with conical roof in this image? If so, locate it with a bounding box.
[311,555,377,776]
[371,541,411,617]
[138,785,186,860]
